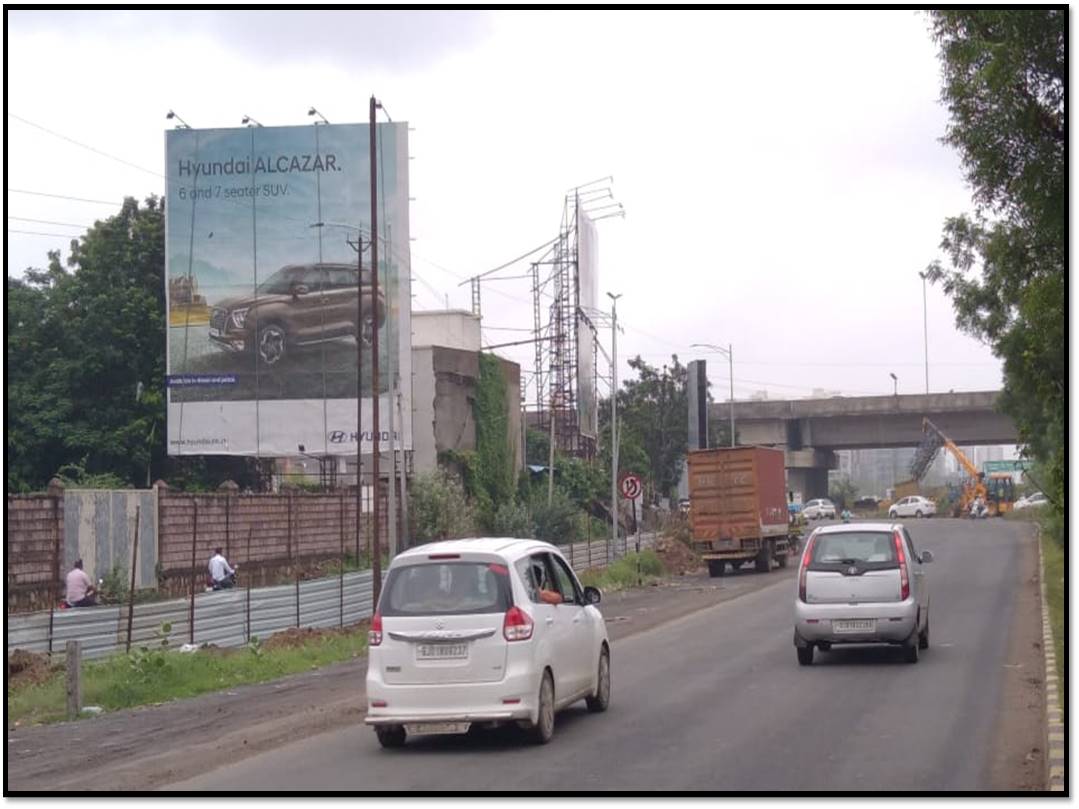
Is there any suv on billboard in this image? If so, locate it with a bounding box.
[208,263,385,367]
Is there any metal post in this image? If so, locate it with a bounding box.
[245,527,252,643]
[289,492,298,627]
[339,491,345,628]
[356,232,364,564]
[125,506,141,653]
[729,344,735,447]
[48,494,61,657]
[920,272,929,394]
[635,499,641,586]
[546,390,557,505]
[609,293,621,557]
[65,640,81,721]
[189,498,198,645]
[397,392,409,551]
[369,94,383,609]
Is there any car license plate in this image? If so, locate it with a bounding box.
[833,619,876,633]
[405,722,471,736]
[209,328,221,338]
[416,643,468,660]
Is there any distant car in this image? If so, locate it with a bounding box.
[364,538,610,748]
[794,522,933,665]
[888,496,937,519]
[1014,492,1049,511]
[802,499,836,520]
[853,496,881,510]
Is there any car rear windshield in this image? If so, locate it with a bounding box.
[380,561,513,617]
[811,532,897,567]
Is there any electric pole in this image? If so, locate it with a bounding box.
[369,95,382,607]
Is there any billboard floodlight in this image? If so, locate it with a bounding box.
[308,107,330,125]
[241,115,263,127]
[165,110,190,129]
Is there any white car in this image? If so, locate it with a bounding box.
[802,499,837,520]
[888,496,937,519]
[364,538,611,748]
[1014,492,1049,511]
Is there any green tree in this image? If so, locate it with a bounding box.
[7,196,261,491]
[829,476,858,510]
[925,10,1065,527]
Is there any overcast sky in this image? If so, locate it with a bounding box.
[7,9,1006,403]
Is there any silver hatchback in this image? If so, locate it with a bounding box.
[793,522,932,665]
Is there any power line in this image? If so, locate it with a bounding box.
[7,229,81,238]
[9,216,91,229]
[9,113,161,178]
[8,189,119,205]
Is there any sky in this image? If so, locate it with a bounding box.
[7,9,1007,405]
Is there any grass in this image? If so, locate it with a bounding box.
[578,550,666,593]
[1038,513,1065,709]
[8,625,369,727]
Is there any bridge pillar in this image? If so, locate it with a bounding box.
[784,447,837,501]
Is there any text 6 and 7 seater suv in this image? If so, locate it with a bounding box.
[365,538,611,748]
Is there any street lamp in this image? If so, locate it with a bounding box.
[918,271,929,394]
[690,343,735,447]
[889,372,898,396]
[607,292,622,551]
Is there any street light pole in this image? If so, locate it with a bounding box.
[919,271,929,394]
[607,292,622,552]
[369,94,382,608]
[890,372,898,397]
[690,342,735,447]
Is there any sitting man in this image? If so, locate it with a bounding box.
[208,547,237,589]
[64,559,97,607]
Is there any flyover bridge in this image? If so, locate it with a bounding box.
[709,391,1017,499]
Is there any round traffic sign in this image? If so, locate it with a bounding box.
[618,473,642,500]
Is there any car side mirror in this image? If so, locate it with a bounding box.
[920,550,933,564]
[291,283,309,297]
[583,586,602,605]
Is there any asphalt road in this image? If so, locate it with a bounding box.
[169,518,1038,792]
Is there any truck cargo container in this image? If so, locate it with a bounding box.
[687,446,794,577]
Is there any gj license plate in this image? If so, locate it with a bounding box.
[833,619,876,633]
[405,722,471,736]
[416,643,468,660]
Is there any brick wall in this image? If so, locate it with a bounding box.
[156,486,396,596]
[6,494,62,612]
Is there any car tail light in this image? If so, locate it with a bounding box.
[503,606,534,641]
[369,611,383,646]
[893,532,910,600]
[799,532,817,603]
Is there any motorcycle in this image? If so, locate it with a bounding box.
[969,500,988,519]
[207,568,239,591]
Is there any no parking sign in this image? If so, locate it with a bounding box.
[618,473,642,501]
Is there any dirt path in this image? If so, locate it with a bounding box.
[6,566,793,792]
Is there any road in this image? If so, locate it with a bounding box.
[169,518,1045,792]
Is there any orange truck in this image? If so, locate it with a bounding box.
[687,446,795,577]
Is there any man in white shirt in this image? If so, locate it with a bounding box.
[208,547,236,589]
[64,559,97,607]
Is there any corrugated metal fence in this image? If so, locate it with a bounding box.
[6,534,655,661]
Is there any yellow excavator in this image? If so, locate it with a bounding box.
[913,418,994,517]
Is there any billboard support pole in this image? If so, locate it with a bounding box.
[369,94,382,609]
[189,498,197,645]
[355,232,364,564]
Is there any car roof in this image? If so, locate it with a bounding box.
[811,522,900,535]
[392,537,560,565]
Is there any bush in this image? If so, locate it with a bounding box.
[410,469,476,541]
[531,489,579,543]
[491,501,532,538]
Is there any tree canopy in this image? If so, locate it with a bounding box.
[925,10,1065,523]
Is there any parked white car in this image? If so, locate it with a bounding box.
[802,499,837,520]
[888,496,937,519]
[794,522,933,665]
[1014,492,1049,511]
[365,538,611,748]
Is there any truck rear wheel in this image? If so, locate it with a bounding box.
[707,560,726,578]
[755,543,771,573]
[776,552,789,569]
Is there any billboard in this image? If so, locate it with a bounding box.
[576,205,599,439]
[165,123,412,456]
